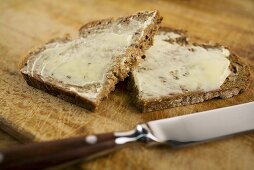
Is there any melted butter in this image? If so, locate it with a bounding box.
[133,32,231,99]
[21,12,156,100]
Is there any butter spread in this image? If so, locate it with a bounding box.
[21,12,156,101]
[133,32,231,99]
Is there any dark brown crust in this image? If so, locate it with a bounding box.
[160,26,188,45]
[21,73,98,110]
[19,11,162,111]
[159,26,187,36]
[79,11,163,51]
[129,28,251,113]
[78,11,163,110]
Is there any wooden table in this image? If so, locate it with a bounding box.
[0,0,254,169]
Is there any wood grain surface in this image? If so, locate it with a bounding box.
[0,0,254,169]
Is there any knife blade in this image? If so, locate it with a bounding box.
[1,102,253,170]
[146,101,254,147]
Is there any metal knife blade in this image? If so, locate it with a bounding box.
[115,102,254,146]
[145,102,254,147]
[1,102,253,170]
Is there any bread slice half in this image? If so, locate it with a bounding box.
[20,11,162,111]
[130,27,250,112]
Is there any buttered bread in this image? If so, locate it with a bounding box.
[130,27,250,112]
[20,11,162,111]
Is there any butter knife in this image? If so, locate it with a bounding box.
[0,102,253,170]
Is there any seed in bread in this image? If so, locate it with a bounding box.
[20,11,162,111]
[130,28,250,112]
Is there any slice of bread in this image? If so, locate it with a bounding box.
[20,11,162,111]
[129,27,250,112]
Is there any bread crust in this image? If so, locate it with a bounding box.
[19,11,162,111]
[129,28,251,112]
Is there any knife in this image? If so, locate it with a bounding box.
[0,102,253,170]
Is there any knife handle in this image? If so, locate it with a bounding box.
[0,133,117,170]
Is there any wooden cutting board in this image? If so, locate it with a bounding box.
[0,0,254,169]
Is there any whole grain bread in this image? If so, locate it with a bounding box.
[129,27,250,112]
[19,11,162,111]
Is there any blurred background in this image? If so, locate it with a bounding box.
[1,0,253,71]
[0,0,253,170]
